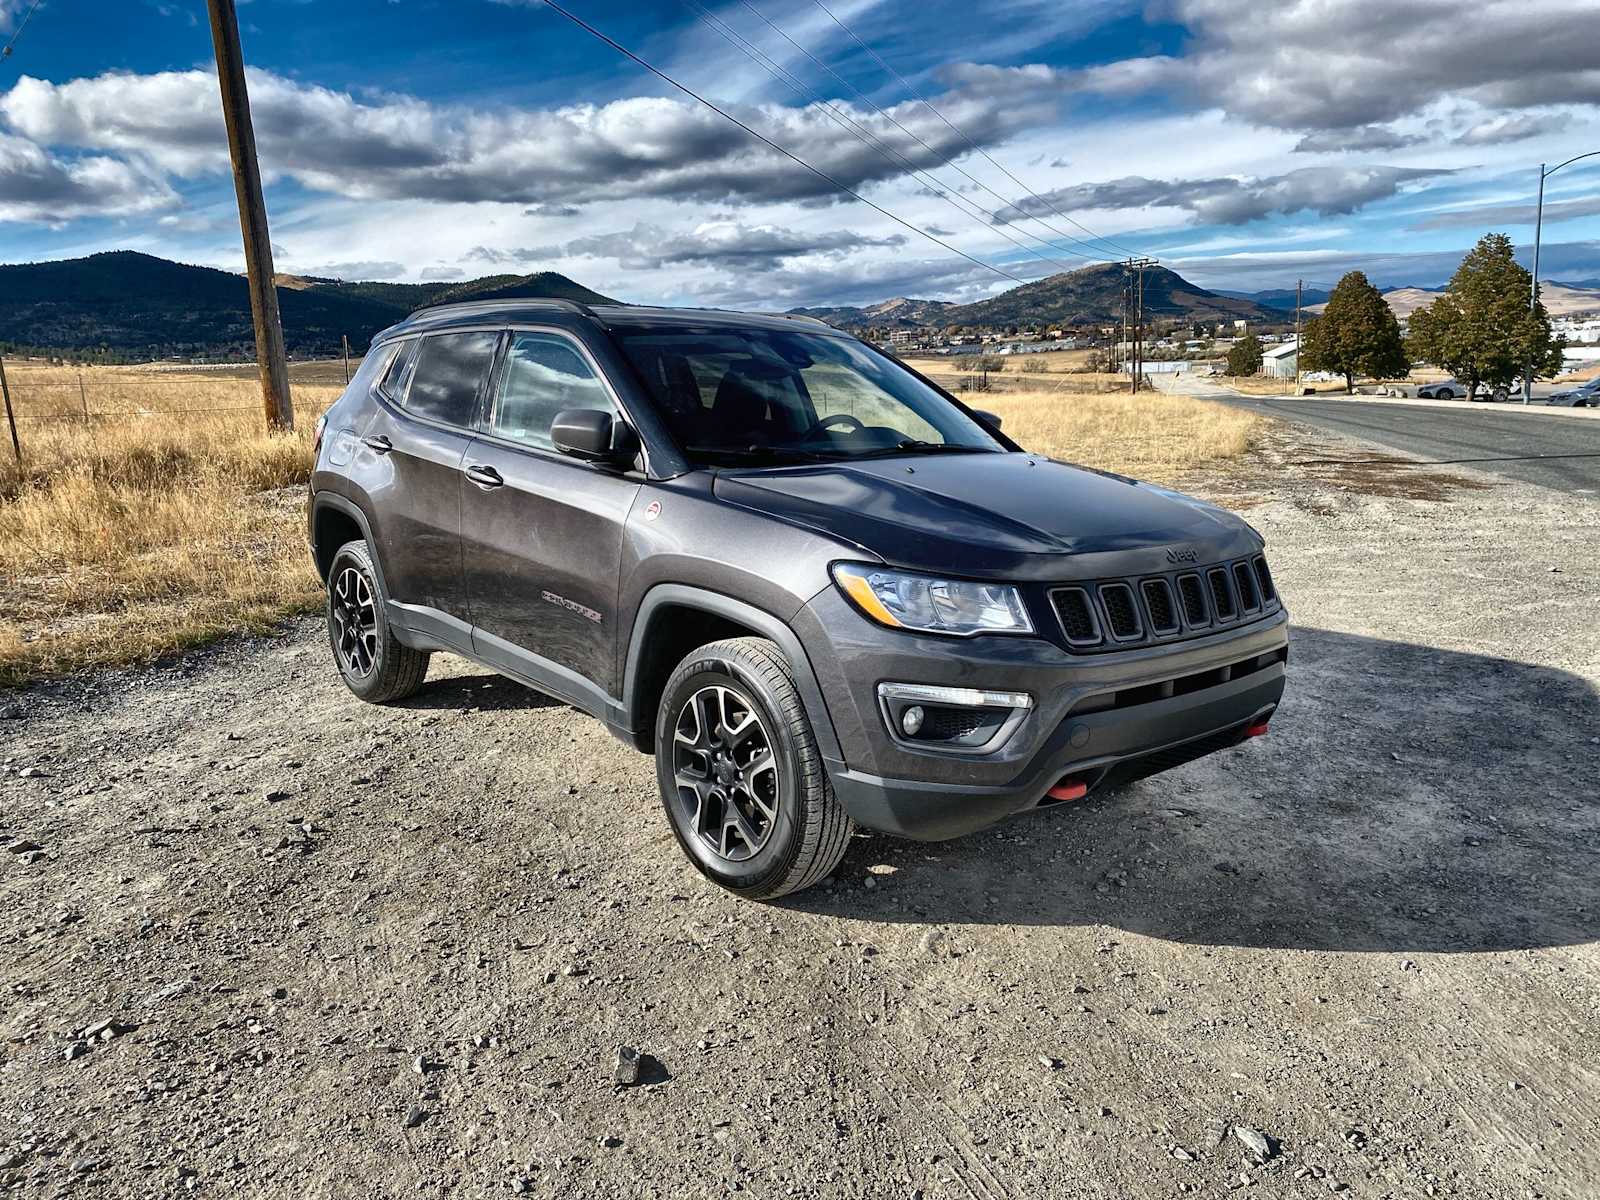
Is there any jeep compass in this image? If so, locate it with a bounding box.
[308,299,1288,898]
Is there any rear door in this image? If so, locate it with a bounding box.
[459,329,642,703]
[363,328,501,627]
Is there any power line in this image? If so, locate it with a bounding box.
[678,0,1084,277]
[535,0,1032,286]
[809,0,1149,262]
[738,0,1118,266]
[1,0,45,65]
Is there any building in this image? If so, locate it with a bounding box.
[1262,338,1299,379]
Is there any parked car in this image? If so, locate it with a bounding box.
[1417,378,1512,402]
[308,300,1289,899]
[1545,378,1600,407]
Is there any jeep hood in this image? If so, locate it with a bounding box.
[714,452,1257,579]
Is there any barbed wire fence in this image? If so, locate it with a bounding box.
[0,352,357,463]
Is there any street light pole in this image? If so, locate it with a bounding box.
[1524,150,1600,404]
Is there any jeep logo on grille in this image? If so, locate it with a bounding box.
[1165,546,1199,564]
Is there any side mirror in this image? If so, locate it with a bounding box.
[551,409,639,466]
[974,409,1003,432]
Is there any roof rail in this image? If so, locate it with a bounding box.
[404,296,601,320]
[769,311,834,329]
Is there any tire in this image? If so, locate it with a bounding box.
[325,539,429,704]
[655,637,854,900]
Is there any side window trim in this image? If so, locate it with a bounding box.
[480,324,649,474]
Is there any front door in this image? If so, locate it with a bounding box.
[459,330,641,705]
[363,329,500,626]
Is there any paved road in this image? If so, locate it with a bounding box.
[1161,379,1600,495]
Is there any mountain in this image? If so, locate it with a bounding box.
[0,252,617,360]
[786,296,953,331]
[1217,287,1325,309]
[941,263,1286,330]
[1307,281,1600,320]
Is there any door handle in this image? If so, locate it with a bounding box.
[466,463,505,489]
[362,434,393,454]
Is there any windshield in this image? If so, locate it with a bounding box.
[611,324,1005,465]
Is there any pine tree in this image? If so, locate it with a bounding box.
[1225,332,1263,377]
[1407,233,1565,399]
[1299,270,1408,394]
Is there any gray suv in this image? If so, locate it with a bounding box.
[308,299,1288,898]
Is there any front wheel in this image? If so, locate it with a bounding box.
[326,540,430,704]
[655,637,854,899]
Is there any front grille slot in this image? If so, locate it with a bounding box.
[1052,587,1101,645]
[1232,561,1260,611]
[1208,568,1236,621]
[1253,555,1276,602]
[1099,582,1142,641]
[1142,579,1179,634]
[1177,573,1208,626]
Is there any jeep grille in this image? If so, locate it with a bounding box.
[1048,553,1281,653]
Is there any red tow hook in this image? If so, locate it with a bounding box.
[1046,777,1088,802]
[1245,720,1271,738]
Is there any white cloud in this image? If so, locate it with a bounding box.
[0,131,176,222]
[0,65,1050,210]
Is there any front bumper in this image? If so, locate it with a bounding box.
[797,587,1288,840]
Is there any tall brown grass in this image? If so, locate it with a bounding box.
[1,363,342,686]
[0,366,1262,686]
[984,388,1263,482]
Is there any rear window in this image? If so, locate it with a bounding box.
[402,331,500,427]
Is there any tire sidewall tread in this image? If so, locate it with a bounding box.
[655,636,853,900]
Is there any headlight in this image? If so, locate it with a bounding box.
[831,563,1034,636]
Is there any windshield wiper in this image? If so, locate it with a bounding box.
[684,444,843,465]
[851,440,999,460]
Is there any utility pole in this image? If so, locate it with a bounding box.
[206,0,293,431]
[0,354,19,465]
[1120,271,1130,388]
[1294,279,1303,393]
[1121,257,1158,394]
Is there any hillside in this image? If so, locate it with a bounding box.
[1308,281,1600,320]
[0,252,617,360]
[942,263,1285,329]
[785,296,952,331]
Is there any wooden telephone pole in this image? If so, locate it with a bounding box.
[206,0,293,431]
[1122,257,1158,394]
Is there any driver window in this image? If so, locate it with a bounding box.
[800,360,942,442]
[490,333,615,451]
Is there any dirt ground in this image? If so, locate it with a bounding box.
[2,419,1598,1200]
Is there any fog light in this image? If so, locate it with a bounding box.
[901,705,925,736]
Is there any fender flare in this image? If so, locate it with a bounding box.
[622,584,843,763]
[309,492,389,599]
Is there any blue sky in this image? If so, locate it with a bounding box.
[2,0,1598,307]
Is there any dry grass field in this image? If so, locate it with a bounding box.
[0,363,1262,686]
[0,361,345,687]
[984,388,1263,482]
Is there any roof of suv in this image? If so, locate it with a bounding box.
[374,299,840,344]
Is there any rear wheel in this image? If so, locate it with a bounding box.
[655,637,853,899]
[326,540,429,704]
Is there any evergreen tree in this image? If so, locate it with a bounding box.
[1299,270,1408,394]
[1406,233,1565,399]
[1225,332,1263,377]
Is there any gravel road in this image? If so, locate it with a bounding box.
[2,422,1598,1199]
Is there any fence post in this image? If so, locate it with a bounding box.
[342,335,351,384]
[0,354,20,464]
[79,371,90,422]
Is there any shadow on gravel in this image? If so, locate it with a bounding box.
[397,673,560,712]
[790,627,1600,955]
